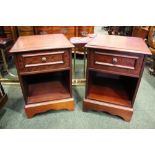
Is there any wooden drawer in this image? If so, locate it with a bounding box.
[35,26,75,38]
[17,26,34,32]
[16,50,70,74]
[17,27,34,36]
[88,50,144,77]
[52,26,75,39]
[18,32,34,36]
[3,26,12,31]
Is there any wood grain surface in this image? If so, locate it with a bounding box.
[86,34,151,55]
[9,34,74,53]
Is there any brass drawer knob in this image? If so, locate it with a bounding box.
[42,57,47,62]
[112,57,117,64]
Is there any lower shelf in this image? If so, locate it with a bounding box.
[87,73,133,107]
[27,80,70,104]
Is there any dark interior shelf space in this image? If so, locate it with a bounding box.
[23,71,70,104]
[87,71,138,107]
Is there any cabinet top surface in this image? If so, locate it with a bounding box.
[9,34,74,53]
[86,34,151,55]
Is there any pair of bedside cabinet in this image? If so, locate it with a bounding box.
[10,34,151,121]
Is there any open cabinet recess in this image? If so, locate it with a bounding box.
[22,70,71,104]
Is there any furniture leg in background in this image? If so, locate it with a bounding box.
[0,38,18,83]
[70,34,96,85]
[148,27,155,75]
[0,82,8,109]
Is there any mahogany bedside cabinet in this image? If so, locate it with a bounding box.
[9,34,75,118]
[83,34,151,121]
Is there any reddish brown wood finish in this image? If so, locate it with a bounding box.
[1,26,94,43]
[17,26,35,36]
[34,26,94,38]
[83,99,133,121]
[10,34,74,118]
[34,26,76,39]
[16,50,70,75]
[88,49,144,77]
[84,34,151,121]
[27,80,71,104]
[25,98,74,118]
[87,77,132,107]
[1,26,17,41]
[132,26,149,39]
[86,34,152,55]
[9,34,74,53]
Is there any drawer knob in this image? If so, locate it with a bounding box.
[42,57,47,62]
[112,57,117,64]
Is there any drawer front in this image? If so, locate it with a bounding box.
[17,50,70,74]
[88,50,144,77]
[35,26,75,38]
[3,26,12,31]
[17,26,34,32]
[52,26,75,39]
[18,32,34,36]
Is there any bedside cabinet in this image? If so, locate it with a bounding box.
[83,34,151,121]
[10,34,74,118]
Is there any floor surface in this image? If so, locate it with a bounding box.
[0,65,155,129]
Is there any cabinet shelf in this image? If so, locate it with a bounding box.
[23,71,70,105]
[27,80,70,104]
[87,71,138,108]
